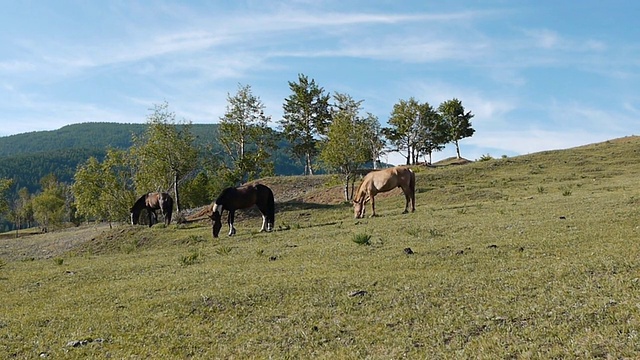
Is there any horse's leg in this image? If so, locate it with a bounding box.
[402,187,410,214]
[370,195,377,217]
[260,213,267,232]
[228,211,236,236]
[256,205,273,232]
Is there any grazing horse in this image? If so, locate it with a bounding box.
[130,192,174,227]
[353,166,415,218]
[210,184,275,238]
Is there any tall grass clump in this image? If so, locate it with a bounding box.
[351,233,372,245]
[180,249,201,266]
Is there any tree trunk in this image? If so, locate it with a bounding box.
[173,172,180,213]
[350,177,356,201]
[455,140,461,159]
[343,174,350,202]
[306,153,314,175]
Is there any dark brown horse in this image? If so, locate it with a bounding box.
[210,184,275,238]
[130,192,174,227]
[353,166,415,218]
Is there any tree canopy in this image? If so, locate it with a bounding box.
[219,84,276,185]
[131,102,199,212]
[320,93,378,200]
[438,98,475,159]
[280,74,332,175]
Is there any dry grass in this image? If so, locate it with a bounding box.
[2,136,640,358]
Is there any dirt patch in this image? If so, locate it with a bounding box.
[0,224,113,261]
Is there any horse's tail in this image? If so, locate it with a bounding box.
[409,168,416,193]
[409,168,416,209]
[265,185,275,226]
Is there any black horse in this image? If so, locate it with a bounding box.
[210,184,275,238]
[130,192,174,227]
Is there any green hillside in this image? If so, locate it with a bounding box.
[0,122,303,193]
[0,123,147,157]
[2,136,640,357]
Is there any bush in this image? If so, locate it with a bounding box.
[351,233,372,245]
[478,154,494,162]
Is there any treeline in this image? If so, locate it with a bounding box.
[0,73,476,233]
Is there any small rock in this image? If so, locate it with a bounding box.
[349,290,368,297]
[403,247,414,255]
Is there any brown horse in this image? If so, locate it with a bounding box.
[130,192,174,227]
[353,166,415,218]
[210,184,275,238]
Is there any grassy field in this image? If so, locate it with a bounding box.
[2,137,640,358]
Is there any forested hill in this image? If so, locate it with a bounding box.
[0,122,302,193]
[0,122,218,157]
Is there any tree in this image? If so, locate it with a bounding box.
[219,84,276,185]
[320,93,374,201]
[362,113,386,169]
[32,174,66,232]
[383,98,423,165]
[180,172,212,209]
[438,98,475,159]
[414,102,448,165]
[131,102,198,212]
[280,74,331,175]
[9,187,34,236]
[72,149,135,227]
[0,178,12,216]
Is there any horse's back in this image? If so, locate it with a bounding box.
[361,166,412,194]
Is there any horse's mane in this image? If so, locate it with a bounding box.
[353,172,374,203]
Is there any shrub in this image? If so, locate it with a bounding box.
[351,233,372,245]
[478,154,494,162]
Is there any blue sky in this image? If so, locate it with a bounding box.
[1,1,639,164]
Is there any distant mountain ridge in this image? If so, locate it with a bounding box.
[0,122,216,157]
[0,122,302,193]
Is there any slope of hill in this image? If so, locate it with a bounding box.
[3,136,640,357]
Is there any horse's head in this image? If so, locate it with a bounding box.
[353,199,365,218]
[210,204,223,238]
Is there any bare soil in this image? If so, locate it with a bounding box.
[0,223,113,261]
